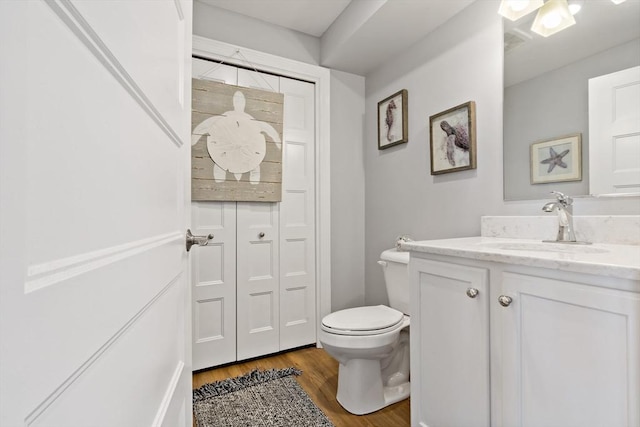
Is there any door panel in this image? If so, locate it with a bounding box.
[0,1,192,426]
[236,202,280,360]
[501,272,640,427]
[191,202,236,369]
[410,259,490,427]
[280,78,317,350]
[190,58,237,369]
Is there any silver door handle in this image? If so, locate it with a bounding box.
[186,229,213,252]
[466,288,479,298]
[498,295,513,307]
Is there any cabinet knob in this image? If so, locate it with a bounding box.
[258,232,265,239]
[466,288,479,298]
[498,295,513,307]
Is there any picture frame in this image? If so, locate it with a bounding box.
[530,133,582,184]
[378,89,408,150]
[429,101,476,175]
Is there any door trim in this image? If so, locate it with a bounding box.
[192,36,332,342]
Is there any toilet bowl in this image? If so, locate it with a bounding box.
[319,248,410,415]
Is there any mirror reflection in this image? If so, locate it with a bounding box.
[502,0,640,201]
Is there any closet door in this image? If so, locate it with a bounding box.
[191,60,238,369]
[191,202,236,369]
[236,70,282,360]
[279,78,317,349]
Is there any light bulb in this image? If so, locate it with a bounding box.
[543,11,562,28]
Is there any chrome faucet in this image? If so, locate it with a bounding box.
[542,191,577,243]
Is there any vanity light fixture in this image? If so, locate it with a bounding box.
[498,0,544,21]
[531,0,576,37]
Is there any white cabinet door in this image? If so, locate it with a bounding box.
[500,272,640,427]
[410,258,491,427]
[0,1,192,426]
[589,66,640,195]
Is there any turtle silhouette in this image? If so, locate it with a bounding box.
[191,90,281,184]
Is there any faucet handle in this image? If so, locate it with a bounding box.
[550,191,572,206]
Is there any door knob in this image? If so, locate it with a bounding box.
[498,295,513,307]
[186,229,213,252]
[466,288,479,298]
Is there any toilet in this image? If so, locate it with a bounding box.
[319,248,410,415]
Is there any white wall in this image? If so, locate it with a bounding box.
[330,70,366,311]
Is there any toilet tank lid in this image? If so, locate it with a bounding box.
[380,248,410,264]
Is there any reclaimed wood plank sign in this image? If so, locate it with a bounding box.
[191,79,284,202]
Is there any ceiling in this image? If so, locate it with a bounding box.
[198,0,352,37]
[197,0,640,78]
[197,0,476,75]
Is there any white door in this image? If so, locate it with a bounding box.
[279,78,317,350]
[500,272,640,427]
[410,259,490,427]
[0,1,193,426]
[190,59,317,368]
[589,66,640,195]
[191,60,238,370]
[235,69,283,361]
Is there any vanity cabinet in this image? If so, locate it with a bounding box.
[409,252,640,427]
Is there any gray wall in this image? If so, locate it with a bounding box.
[504,39,640,201]
[364,0,505,305]
[330,70,366,311]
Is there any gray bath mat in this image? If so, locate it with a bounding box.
[193,367,335,427]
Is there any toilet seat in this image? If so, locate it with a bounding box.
[321,305,405,336]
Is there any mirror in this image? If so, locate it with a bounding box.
[503,0,640,201]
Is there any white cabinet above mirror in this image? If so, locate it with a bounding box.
[502,0,640,201]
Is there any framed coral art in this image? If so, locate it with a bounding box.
[429,101,476,175]
[378,89,408,150]
[530,133,582,184]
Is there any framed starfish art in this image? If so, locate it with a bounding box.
[530,133,582,184]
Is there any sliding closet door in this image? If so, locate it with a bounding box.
[191,60,238,369]
[279,78,317,350]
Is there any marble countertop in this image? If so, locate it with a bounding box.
[401,237,640,281]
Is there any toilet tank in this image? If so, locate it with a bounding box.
[379,248,410,315]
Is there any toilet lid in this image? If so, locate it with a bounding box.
[321,305,405,336]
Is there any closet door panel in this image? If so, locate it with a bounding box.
[191,202,237,370]
[190,58,238,370]
[279,78,316,350]
[237,202,280,360]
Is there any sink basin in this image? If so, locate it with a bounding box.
[479,241,609,254]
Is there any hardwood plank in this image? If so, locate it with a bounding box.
[192,346,411,427]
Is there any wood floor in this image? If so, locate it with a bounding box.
[192,346,410,427]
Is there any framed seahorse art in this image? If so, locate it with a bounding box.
[378,89,408,150]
